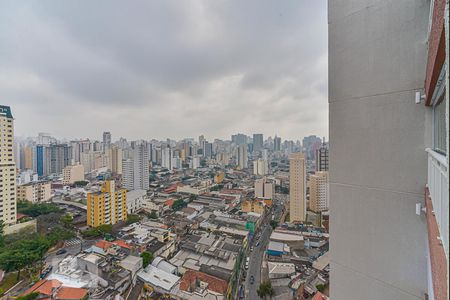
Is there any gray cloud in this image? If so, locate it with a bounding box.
[0,0,328,141]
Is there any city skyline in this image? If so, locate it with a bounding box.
[0,1,328,141]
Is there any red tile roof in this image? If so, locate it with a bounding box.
[94,240,113,250]
[16,213,27,220]
[23,279,62,297]
[312,291,328,300]
[164,199,175,207]
[55,286,88,299]
[180,270,228,295]
[113,240,132,249]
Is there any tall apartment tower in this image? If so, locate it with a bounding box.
[108,145,123,175]
[0,105,16,225]
[253,133,263,152]
[289,152,306,222]
[309,171,329,212]
[87,180,127,227]
[161,147,172,170]
[103,131,111,152]
[237,144,248,170]
[253,158,268,176]
[122,142,149,191]
[255,178,275,200]
[273,136,281,151]
[49,144,72,175]
[329,1,449,299]
[315,144,329,172]
[23,146,33,169]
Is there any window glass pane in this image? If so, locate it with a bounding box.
[433,90,447,154]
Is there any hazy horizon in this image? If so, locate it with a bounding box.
[1,1,328,141]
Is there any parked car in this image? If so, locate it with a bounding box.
[250,276,255,284]
[56,249,67,255]
[40,266,53,279]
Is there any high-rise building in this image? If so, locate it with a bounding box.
[203,142,213,158]
[161,147,172,170]
[255,178,274,200]
[70,139,91,164]
[309,171,329,212]
[17,169,38,185]
[232,133,247,146]
[81,151,108,173]
[253,158,268,176]
[13,141,21,171]
[315,144,329,172]
[103,131,111,152]
[0,105,16,225]
[237,144,248,170]
[191,155,201,169]
[49,144,72,175]
[35,145,50,177]
[122,142,149,191]
[62,163,85,185]
[289,152,306,222]
[37,133,55,145]
[87,180,127,227]
[23,145,33,170]
[329,1,448,299]
[273,136,281,152]
[253,134,263,152]
[107,145,123,175]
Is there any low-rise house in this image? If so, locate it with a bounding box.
[178,270,228,299]
[21,279,88,300]
[267,262,296,279]
[126,189,147,214]
[120,255,143,283]
[137,265,180,294]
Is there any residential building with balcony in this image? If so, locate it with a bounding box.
[329,0,448,299]
[17,181,51,203]
[87,180,127,227]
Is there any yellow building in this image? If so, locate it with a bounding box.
[309,171,329,213]
[87,180,127,227]
[0,105,16,225]
[241,199,265,215]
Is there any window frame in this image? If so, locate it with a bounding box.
[431,62,447,155]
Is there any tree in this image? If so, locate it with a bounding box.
[74,181,89,187]
[16,292,39,300]
[141,251,154,268]
[60,214,74,228]
[148,211,158,219]
[257,281,274,300]
[316,284,326,292]
[17,201,60,217]
[126,214,141,225]
[269,220,278,229]
[172,199,187,211]
[81,224,112,238]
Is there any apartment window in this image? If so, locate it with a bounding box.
[431,62,447,154]
[433,89,447,155]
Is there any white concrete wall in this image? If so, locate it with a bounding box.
[329,1,430,299]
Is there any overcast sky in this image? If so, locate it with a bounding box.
[0,1,328,142]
